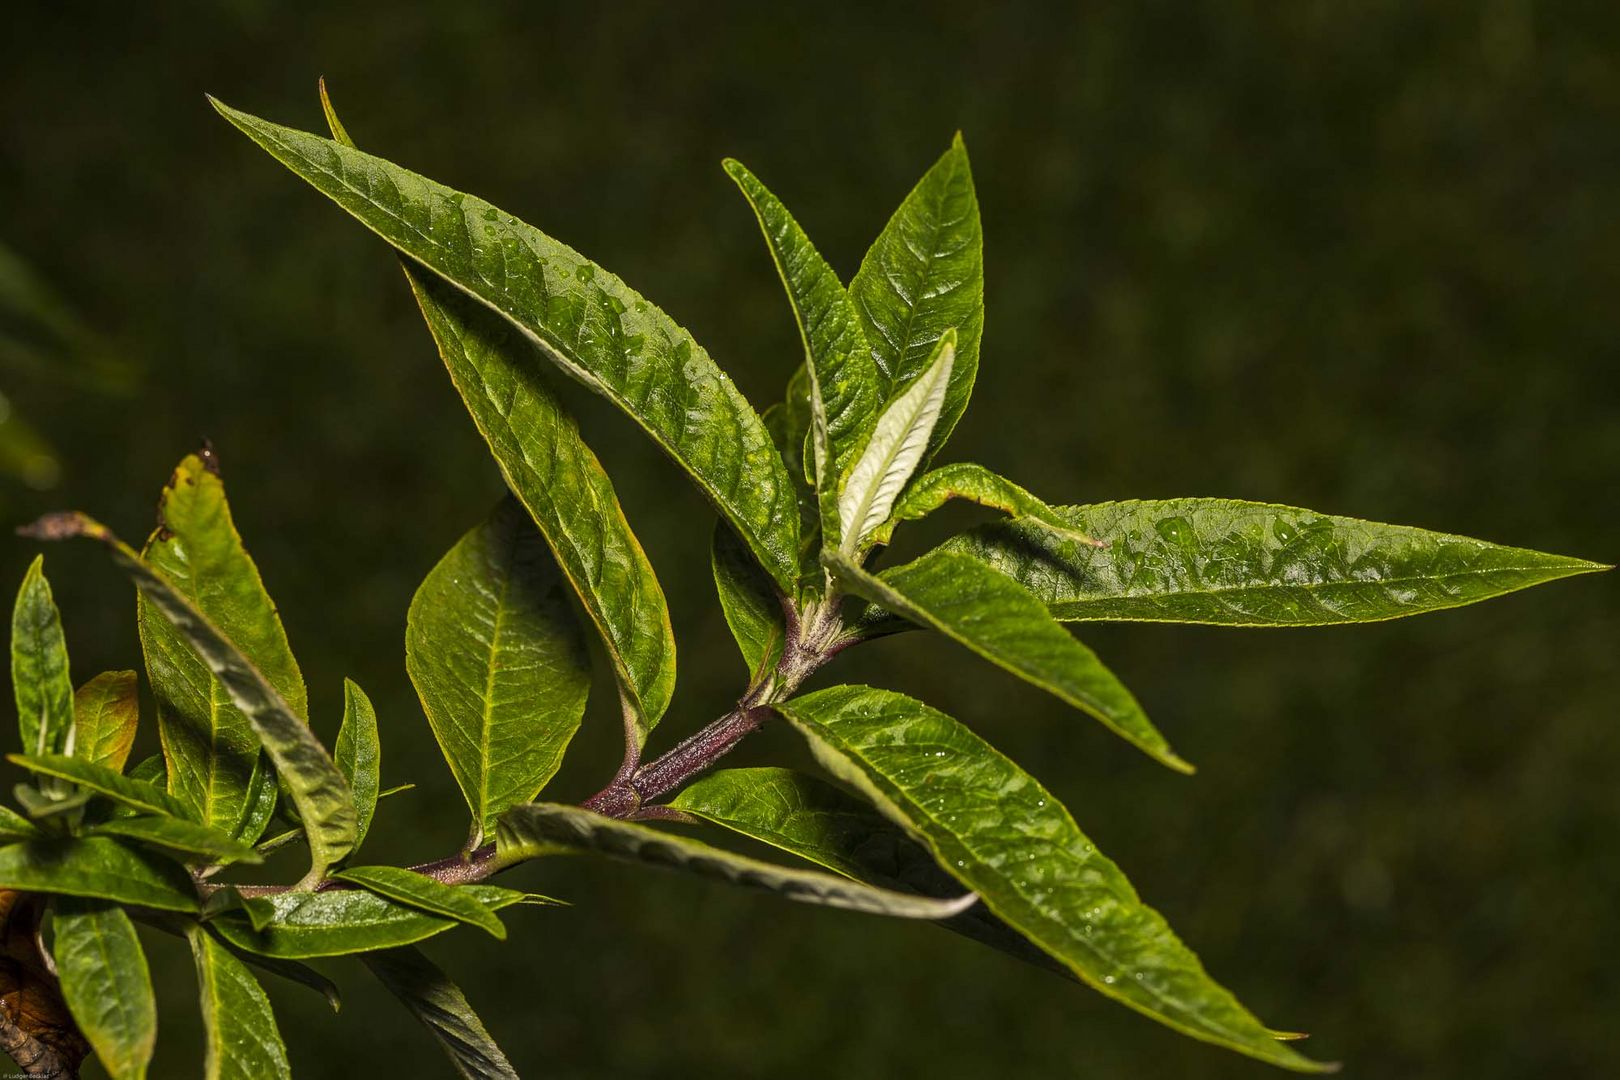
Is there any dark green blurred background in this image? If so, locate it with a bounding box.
[4,2,1617,1077]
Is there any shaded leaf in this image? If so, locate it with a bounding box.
[72,670,139,774]
[8,753,191,820]
[0,837,196,911]
[711,521,784,684]
[331,866,507,940]
[11,555,73,757]
[88,815,262,867]
[52,897,155,1080]
[334,678,380,853]
[0,805,39,841]
[186,923,291,1080]
[870,462,1101,549]
[210,886,525,959]
[362,946,519,1080]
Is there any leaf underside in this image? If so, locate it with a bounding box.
[363,946,520,1080]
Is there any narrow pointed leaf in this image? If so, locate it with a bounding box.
[726,158,880,547]
[209,886,525,959]
[363,946,520,1080]
[214,98,800,590]
[89,815,262,866]
[850,135,983,460]
[407,500,592,846]
[72,670,139,773]
[496,803,976,919]
[187,924,292,1080]
[944,497,1610,625]
[137,452,307,843]
[53,898,156,1080]
[711,520,784,683]
[870,462,1102,549]
[838,331,956,552]
[0,804,39,840]
[8,753,192,819]
[12,555,73,757]
[331,866,508,939]
[0,837,197,911]
[826,549,1188,772]
[777,686,1328,1073]
[22,512,356,883]
[334,678,381,852]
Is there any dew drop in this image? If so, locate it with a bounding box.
[1272,517,1298,544]
[1154,515,1195,547]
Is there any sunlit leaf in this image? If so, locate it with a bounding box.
[52,897,156,1080]
[332,866,508,939]
[11,555,73,757]
[72,670,139,774]
[186,923,292,1080]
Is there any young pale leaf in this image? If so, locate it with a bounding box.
[334,677,381,853]
[186,924,292,1080]
[362,946,520,1080]
[331,866,508,940]
[668,768,1065,976]
[868,462,1102,549]
[7,753,192,820]
[22,512,356,884]
[495,803,977,919]
[837,331,956,553]
[72,670,139,774]
[825,549,1189,773]
[209,886,525,960]
[407,500,592,846]
[776,686,1328,1073]
[726,158,880,547]
[213,99,801,592]
[0,804,39,840]
[0,837,197,911]
[850,135,983,461]
[711,521,785,684]
[88,815,262,867]
[12,555,74,757]
[138,451,307,844]
[943,497,1609,625]
[53,898,156,1080]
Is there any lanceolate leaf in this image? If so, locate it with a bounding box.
[407,500,592,846]
[0,837,197,912]
[8,753,192,820]
[72,670,139,773]
[495,803,977,920]
[825,550,1189,773]
[943,498,1610,625]
[776,686,1327,1073]
[726,158,880,547]
[138,451,307,843]
[186,924,292,1080]
[52,898,156,1080]
[332,866,508,940]
[209,886,525,960]
[334,678,381,853]
[869,462,1102,549]
[0,804,39,840]
[711,521,785,684]
[89,815,262,867]
[214,98,801,591]
[363,946,520,1080]
[23,512,356,884]
[838,331,956,553]
[12,555,73,757]
[850,135,983,461]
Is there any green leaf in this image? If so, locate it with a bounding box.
[53,897,157,1080]
[214,98,801,592]
[187,923,292,1080]
[495,803,977,919]
[711,520,784,684]
[943,497,1610,625]
[8,753,193,819]
[837,331,956,554]
[407,499,592,846]
[89,815,262,867]
[137,451,307,844]
[12,555,74,757]
[209,885,525,959]
[825,549,1188,772]
[0,836,197,911]
[334,677,381,853]
[331,866,508,940]
[668,768,1065,976]
[0,803,39,840]
[869,462,1102,550]
[73,670,140,773]
[22,511,356,885]
[726,158,880,548]
[850,134,983,462]
[777,685,1328,1073]
[362,946,519,1080]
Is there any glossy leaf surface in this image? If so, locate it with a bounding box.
[53,898,156,1080]
[187,924,292,1080]
[12,555,73,757]
[777,685,1325,1072]
[944,498,1607,625]
[88,815,262,867]
[711,521,784,683]
[871,462,1101,549]
[363,946,519,1080]
[825,550,1188,772]
[407,500,592,845]
[0,837,196,911]
[496,803,976,919]
[72,670,139,774]
[210,886,524,959]
[334,677,381,853]
[332,866,508,939]
[8,753,191,820]
[215,100,801,590]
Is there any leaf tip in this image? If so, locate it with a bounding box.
[16,511,95,543]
